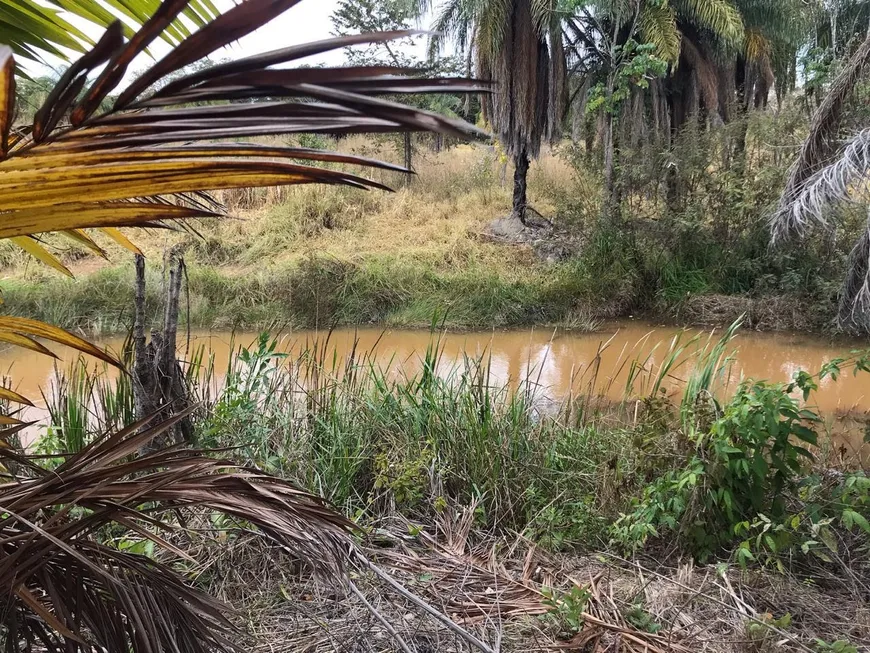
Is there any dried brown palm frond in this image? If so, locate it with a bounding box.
[839,212,870,332]
[772,29,870,244]
[0,3,486,648]
[681,35,719,122]
[0,410,356,652]
[772,128,870,240]
[780,128,870,331]
[770,28,870,331]
[478,0,563,162]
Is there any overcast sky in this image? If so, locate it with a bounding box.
[26,0,431,79]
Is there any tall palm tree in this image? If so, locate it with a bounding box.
[0,0,482,650]
[773,28,870,332]
[572,0,807,132]
[429,0,567,225]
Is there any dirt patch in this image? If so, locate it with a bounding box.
[484,214,579,264]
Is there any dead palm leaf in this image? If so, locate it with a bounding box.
[771,30,870,331]
[0,411,356,652]
[772,29,870,244]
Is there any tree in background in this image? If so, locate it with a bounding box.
[816,0,870,56]
[13,73,56,124]
[332,0,465,174]
[562,0,811,214]
[428,0,567,225]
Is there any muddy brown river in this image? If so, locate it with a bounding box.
[2,322,869,459]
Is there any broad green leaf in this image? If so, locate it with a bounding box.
[792,424,818,446]
[842,509,870,534]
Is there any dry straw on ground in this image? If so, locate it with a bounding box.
[199,505,868,653]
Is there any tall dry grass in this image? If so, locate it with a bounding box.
[0,138,584,279]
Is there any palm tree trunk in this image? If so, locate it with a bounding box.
[512,146,530,225]
[402,133,412,186]
[133,253,193,453]
[603,107,617,222]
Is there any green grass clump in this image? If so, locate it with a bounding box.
[34,325,870,569]
[192,334,629,546]
[1,256,606,333]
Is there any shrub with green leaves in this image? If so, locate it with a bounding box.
[613,354,870,563]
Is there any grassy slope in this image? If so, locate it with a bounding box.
[0,133,826,334]
[0,141,607,333]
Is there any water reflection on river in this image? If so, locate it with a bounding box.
[2,321,869,459]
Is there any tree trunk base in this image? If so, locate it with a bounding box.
[133,252,192,454]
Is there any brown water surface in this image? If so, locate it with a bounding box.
[3,322,870,458]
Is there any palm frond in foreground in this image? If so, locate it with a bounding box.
[0,0,484,648]
[1,411,355,652]
[0,0,484,412]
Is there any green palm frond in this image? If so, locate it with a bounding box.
[0,0,219,65]
[640,1,681,63]
[530,0,558,35]
[429,0,482,55]
[735,0,810,44]
[674,0,744,46]
[475,0,511,54]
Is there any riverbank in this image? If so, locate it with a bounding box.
[0,257,833,335]
[0,138,843,335]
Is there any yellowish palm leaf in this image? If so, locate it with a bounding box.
[640,2,681,64]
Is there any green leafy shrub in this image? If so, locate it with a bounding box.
[613,354,870,562]
[541,585,590,637]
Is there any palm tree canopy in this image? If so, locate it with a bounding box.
[473,0,566,159]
